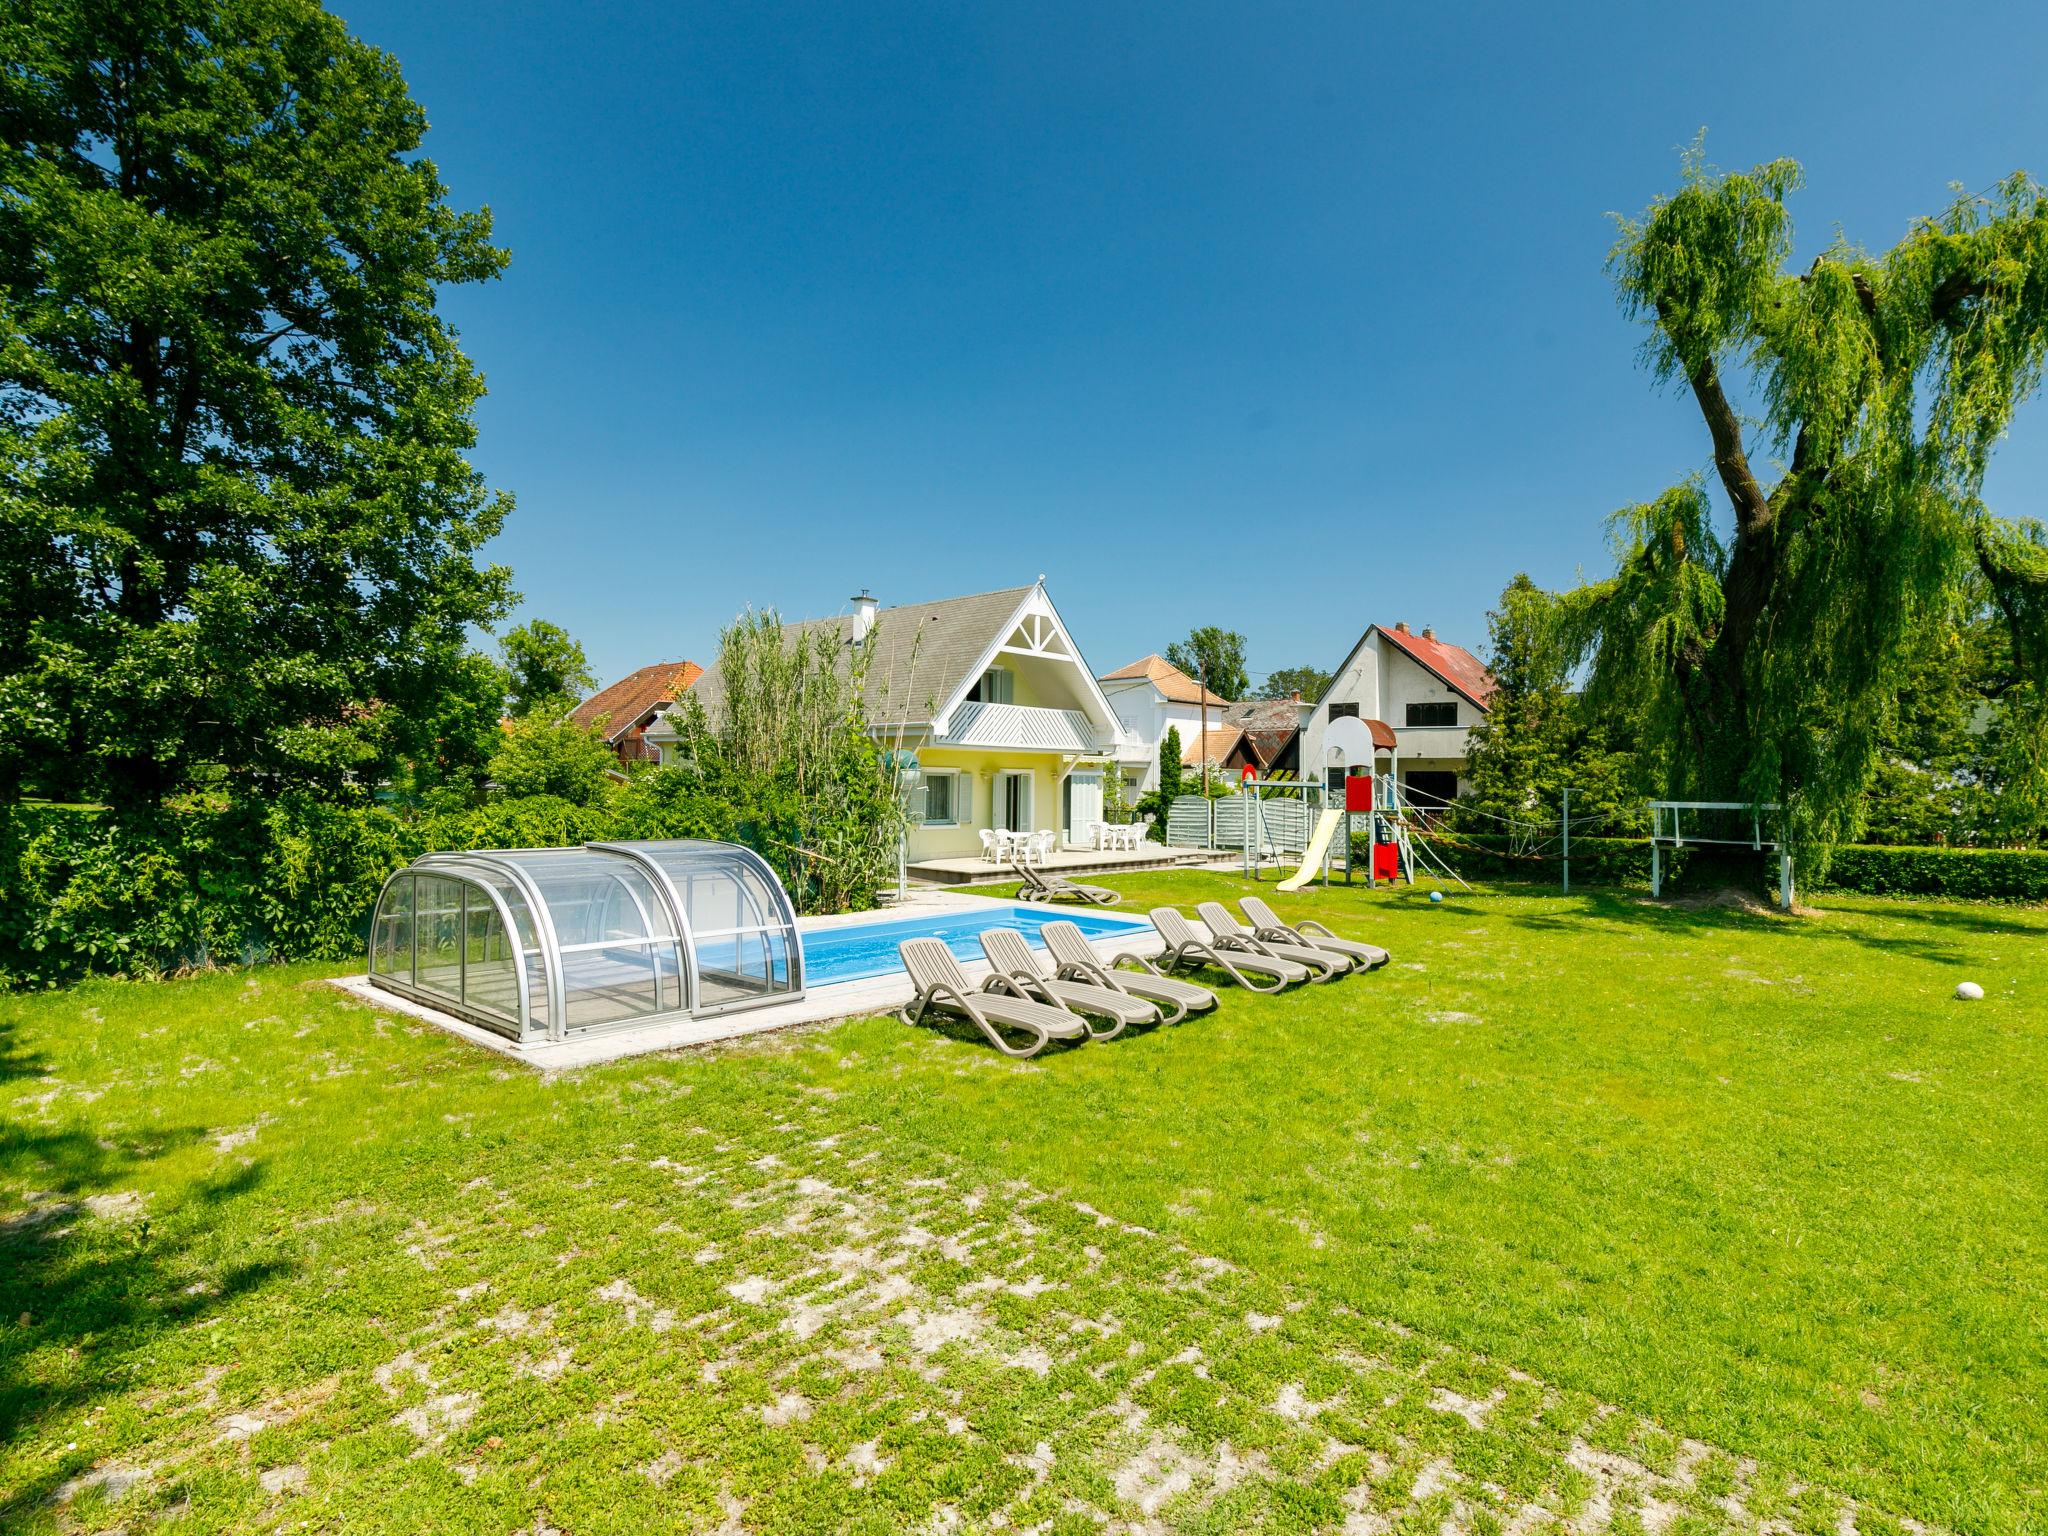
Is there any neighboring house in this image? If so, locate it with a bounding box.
[570,660,704,766]
[1220,697,1304,780]
[647,583,1147,864]
[1297,622,1495,809]
[1097,654,1233,792]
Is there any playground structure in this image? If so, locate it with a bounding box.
[1158,714,1471,891]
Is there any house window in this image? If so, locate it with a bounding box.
[1327,701,1359,721]
[970,666,1014,705]
[922,770,961,826]
[1406,701,1457,727]
[1404,770,1459,810]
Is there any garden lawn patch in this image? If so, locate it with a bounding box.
[2,876,2044,1533]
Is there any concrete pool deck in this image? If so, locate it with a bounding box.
[329,888,1167,1071]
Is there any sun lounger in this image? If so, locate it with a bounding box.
[1239,896,1390,970]
[1195,901,1349,982]
[1147,907,1308,993]
[1011,852,1122,906]
[897,938,1091,1058]
[978,928,1156,1037]
[1039,919,1217,1026]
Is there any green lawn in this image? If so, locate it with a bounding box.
[3,874,2044,1533]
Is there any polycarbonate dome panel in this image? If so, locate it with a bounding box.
[597,840,803,1011]
[368,866,539,1041]
[372,840,805,1044]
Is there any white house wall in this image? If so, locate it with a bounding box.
[1101,687,1213,792]
[1299,631,1483,797]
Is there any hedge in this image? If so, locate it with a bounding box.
[1818,844,2048,903]
[1354,832,2048,903]
[0,779,739,989]
[8,805,2043,990]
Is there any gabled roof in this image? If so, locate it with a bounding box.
[1098,653,1231,708]
[1182,726,1246,766]
[689,585,1072,731]
[1222,698,1302,764]
[1374,626,1495,709]
[571,661,704,743]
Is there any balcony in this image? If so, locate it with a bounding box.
[940,700,1135,755]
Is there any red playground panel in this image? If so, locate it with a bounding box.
[1344,774,1374,813]
[1371,843,1401,881]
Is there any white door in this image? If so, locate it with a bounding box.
[1062,771,1103,844]
[995,771,1034,832]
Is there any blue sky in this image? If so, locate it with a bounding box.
[336,0,2048,689]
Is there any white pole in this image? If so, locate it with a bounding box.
[1561,784,1570,895]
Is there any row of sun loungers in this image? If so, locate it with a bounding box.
[897,899,1390,1058]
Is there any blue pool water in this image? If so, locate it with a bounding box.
[800,905,1148,986]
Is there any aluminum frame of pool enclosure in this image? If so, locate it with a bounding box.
[366,840,805,1043]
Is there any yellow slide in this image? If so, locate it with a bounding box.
[1277,809,1344,892]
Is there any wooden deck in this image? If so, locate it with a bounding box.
[906,844,1217,886]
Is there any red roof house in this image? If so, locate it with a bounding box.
[570,661,704,765]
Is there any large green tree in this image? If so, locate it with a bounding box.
[0,0,512,810]
[1562,149,2048,863]
[500,619,595,718]
[1257,664,1333,702]
[1461,574,1645,843]
[1860,600,2045,847]
[1164,626,1249,701]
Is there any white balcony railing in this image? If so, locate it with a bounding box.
[943,700,1117,754]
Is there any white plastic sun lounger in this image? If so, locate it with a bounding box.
[897,938,1091,1058]
[1195,901,1349,982]
[1011,852,1123,906]
[1239,896,1390,971]
[1038,919,1217,1027]
[1147,907,1308,993]
[978,928,1156,1037]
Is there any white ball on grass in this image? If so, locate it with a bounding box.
[1954,981,1984,1001]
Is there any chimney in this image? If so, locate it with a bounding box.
[1394,621,1410,634]
[1422,625,1435,640]
[849,589,877,647]
[1289,690,1301,703]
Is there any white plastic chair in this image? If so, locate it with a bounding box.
[978,829,1000,863]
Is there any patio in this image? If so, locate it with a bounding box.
[905,841,1217,885]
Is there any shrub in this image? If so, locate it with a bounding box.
[486,713,617,803]
[1,752,893,988]
[1819,844,2048,902]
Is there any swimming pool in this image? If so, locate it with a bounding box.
[798,905,1149,986]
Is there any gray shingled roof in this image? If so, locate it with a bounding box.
[687,586,1037,729]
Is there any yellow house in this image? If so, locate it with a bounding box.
[650,582,1148,866]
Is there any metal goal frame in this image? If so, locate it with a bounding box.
[1647,801,1795,910]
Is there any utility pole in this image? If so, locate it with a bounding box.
[1199,657,1210,798]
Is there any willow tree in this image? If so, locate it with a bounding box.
[1563,150,2048,865]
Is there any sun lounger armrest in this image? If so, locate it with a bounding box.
[1055,957,1120,990]
[1108,949,1169,977]
[1293,918,1340,939]
[983,972,1070,1011]
[909,978,992,1031]
[1187,937,1281,993]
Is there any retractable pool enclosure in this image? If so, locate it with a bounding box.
[367,840,804,1043]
